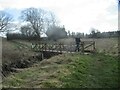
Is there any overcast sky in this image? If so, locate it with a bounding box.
[0,0,118,33]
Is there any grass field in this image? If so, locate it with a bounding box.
[2,38,32,64]
[59,37,118,55]
[1,37,119,88]
[2,53,119,88]
[2,38,40,77]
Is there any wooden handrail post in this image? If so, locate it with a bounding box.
[60,43,62,53]
[34,43,36,51]
[57,43,58,52]
[81,42,84,54]
[70,44,72,53]
[48,44,50,51]
[52,44,53,52]
[31,43,33,50]
[93,41,96,52]
[38,43,40,51]
[42,43,43,51]
[45,43,47,51]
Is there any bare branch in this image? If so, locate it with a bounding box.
[0,11,12,32]
[21,8,46,38]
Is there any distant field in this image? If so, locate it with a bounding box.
[58,37,118,55]
[6,37,118,55]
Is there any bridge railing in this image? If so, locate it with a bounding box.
[31,41,96,53]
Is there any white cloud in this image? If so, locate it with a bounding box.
[0,0,118,33]
[0,5,4,10]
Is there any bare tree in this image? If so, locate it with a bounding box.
[0,11,12,32]
[44,11,59,34]
[21,8,46,38]
[20,24,34,36]
[49,12,58,26]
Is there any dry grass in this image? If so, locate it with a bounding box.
[2,38,36,67]
[2,53,119,88]
[3,53,73,88]
[1,37,119,88]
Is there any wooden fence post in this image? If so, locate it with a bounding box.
[59,43,62,53]
[45,43,47,51]
[57,43,58,52]
[52,44,53,52]
[41,43,43,51]
[93,41,96,52]
[81,42,84,54]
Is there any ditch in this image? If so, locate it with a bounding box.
[2,51,62,77]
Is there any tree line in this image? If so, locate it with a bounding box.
[0,7,67,41]
[0,8,119,41]
[67,28,119,39]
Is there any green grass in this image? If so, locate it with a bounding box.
[2,53,119,88]
[60,53,119,88]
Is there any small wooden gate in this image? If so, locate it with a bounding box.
[80,41,96,53]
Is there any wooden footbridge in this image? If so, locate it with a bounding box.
[31,41,96,54]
